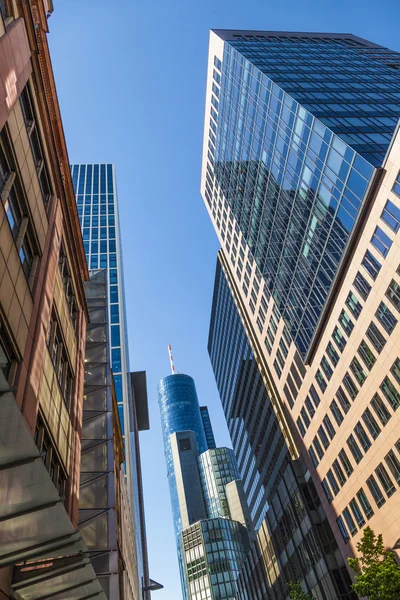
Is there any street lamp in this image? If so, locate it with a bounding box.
[142,578,164,599]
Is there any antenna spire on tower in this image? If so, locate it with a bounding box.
[168,344,176,375]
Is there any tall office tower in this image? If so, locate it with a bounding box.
[0,2,109,598]
[202,30,400,599]
[72,164,150,595]
[158,356,250,599]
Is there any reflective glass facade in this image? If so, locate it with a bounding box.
[208,256,356,600]
[182,518,249,600]
[200,406,217,449]
[199,448,240,519]
[72,164,145,582]
[205,32,400,358]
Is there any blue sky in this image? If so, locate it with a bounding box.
[49,1,399,597]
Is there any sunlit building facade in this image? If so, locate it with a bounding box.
[202,29,400,599]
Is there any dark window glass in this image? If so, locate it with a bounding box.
[343,507,357,536]
[358,340,376,371]
[336,386,351,413]
[361,250,381,281]
[309,445,319,468]
[357,488,374,519]
[111,325,120,347]
[350,356,367,386]
[338,310,354,336]
[300,407,310,428]
[375,463,396,497]
[321,356,333,380]
[386,279,400,312]
[367,475,385,508]
[321,478,333,503]
[330,400,344,426]
[327,469,340,496]
[371,226,392,257]
[354,421,371,453]
[336,516,350,543]
[318,424,330,450]
[381,199,400,233]
[380,376,400,411]
[385,450,400,485]
[305,395,315,418]
[371,393,391,426]
[323,415,336,440]
[333,459,346,486]
[309,384,320,407]
[349,498,365,528]
[353,271,371,300]
[343,372,358,400]
[345,292,362,319]
[362,408,381,440]
[313,436,324,460]
[339,449,354,477]
[333,326,346,351]
[273,359,282,378]
[316,369,327,392]
[347,434,363,464]
[297,417,306,438]
[326,342,340,366]
[391,358,400,384]
[393,171,400,197]
[366,322,386,354]
[375,302,397,334]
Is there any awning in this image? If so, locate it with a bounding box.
[0,371,107,600]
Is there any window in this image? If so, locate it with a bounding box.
[58,243,78,330]
[321,478,333,503]
[336,386,351,414]
[330,400,344,426]
[393,171,400,196]
[376,302,398,335]
[385,450,400,485]
[333,459,346,487]
[320,356,333,380]
[0,321,17,383]
[323,415,336,440]
[358,340,376,371]
[313,436,324,461]
[273,359,282,378]
[354,422,371,453]
[361,408,381,440]
[343,372,358,400]
[343,507,357,536]
[366,322,386,354]
[361,250,382,281]
[46,312,74,408]
[339,449,354,477]
[0,133,37,281]
[391,358,400,384]
[327,469,340,496]
[20,86,51,206]
[332,326,346,352]
[34,415,67,499]
[357,488,374,519]
[316,369,327,392]
[336,516,350,543]
[309,445,319,468]
[264,337,272,354]
[309,384,320,407]
[279,337,288,358]
[386,279,400,312]
[338,310,354,336]
[297,417,306,438]
[350,357,367,386]
[318,425,330,450]
[345,292,362,319]
[380,376,400,411]
[305,395,315,418]
[353,271,371,300]
[375,463,396,497]
[381,199,400,233]
[347,434,363,464]
[371,393,391,426]
[371,226,392,257]
[326,342,340,367]
[282,325,291,346]
[367,475,385,508]
[349,498,365,528]
[300,407,310,428]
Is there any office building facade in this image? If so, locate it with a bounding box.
[72,163,150,590]
[202,29,400,598]
[0,1,108,598]
[158,368,250,599]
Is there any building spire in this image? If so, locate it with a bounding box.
[168,344,176,375]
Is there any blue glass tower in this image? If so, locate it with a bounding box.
[202,31,400,360]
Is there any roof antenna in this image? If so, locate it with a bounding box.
[168,344,176,375]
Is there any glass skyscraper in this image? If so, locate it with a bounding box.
[158,369,250,599]
[72,163,146,588]
[202,31,400,359]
